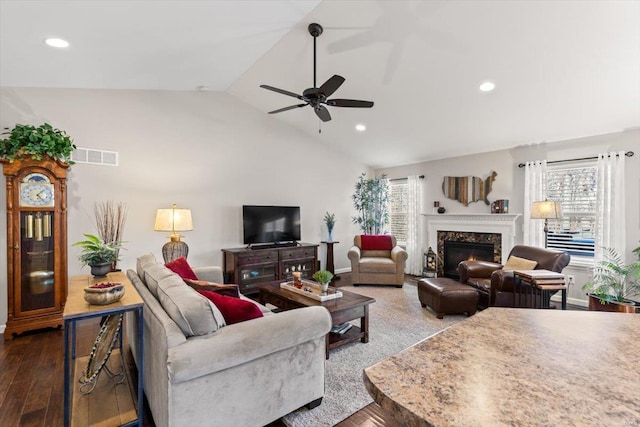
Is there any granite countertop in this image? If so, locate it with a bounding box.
[363,308,640,427]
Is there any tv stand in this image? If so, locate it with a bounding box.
[247,241,298,250]
[222,243,318,295]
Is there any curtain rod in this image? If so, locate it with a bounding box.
[518,151,634,168]
[389,175,424,182]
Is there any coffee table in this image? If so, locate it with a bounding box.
[258,282,375,358]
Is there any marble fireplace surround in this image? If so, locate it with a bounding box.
[423,213,522,265]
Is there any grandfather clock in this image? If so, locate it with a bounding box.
[2,157,69,339]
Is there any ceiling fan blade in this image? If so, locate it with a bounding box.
[318,75,345,97]
[326,99,374,108]
[260,85,304,100]
[268,104,308,114]
[314,105,331,122]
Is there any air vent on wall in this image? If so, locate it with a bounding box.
[71,147,118,166]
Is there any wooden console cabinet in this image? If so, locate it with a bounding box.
[222,243,318,295]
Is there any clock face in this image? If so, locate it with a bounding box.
[20,182,54,207]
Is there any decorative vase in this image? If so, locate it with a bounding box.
[90,262,112,278]
[320,282,330,295]
[437,207,446,214]
[327,228,334,242]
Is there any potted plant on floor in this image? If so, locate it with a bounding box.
[582,243,640,313]
[352,172,389,235]
[73,234,123,278]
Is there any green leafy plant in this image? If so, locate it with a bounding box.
[582,243,640,304]
[352,173,389,235]
[312,270,334,285]
[73,234,123,267]
[1,123,76,163]
[324,212,336,232]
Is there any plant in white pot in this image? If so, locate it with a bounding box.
[73,234,123,278]
[582,244,640,313]
[313,270,334,295]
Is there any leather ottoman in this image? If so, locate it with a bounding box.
[417,278,479,319]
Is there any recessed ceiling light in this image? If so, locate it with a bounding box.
[479,81,495,92]
[355,124,366,132]
[44,38,69,48]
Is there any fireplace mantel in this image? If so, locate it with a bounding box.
[423,214,522,263]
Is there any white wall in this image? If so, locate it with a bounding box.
[0,87,369,328]
[377,129,640,306]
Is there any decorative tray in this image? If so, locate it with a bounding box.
[280,280,342,302]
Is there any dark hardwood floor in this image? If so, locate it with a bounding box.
[0,315,398,427]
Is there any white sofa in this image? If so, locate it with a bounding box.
[125,254,331,427]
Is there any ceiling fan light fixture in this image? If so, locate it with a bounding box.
[355,124,366,132]
[44,38,70,48]
[479,81,496,92]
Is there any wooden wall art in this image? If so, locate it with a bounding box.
[442,171,497,206]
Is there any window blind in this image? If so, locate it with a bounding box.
[388,181,408,244]
[545,165,597,257]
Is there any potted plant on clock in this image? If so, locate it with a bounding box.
[73,234,123,278]
[1,123,76,163]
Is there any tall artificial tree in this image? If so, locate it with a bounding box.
[352,173,389,235]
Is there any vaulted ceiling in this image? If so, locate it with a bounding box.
[1,1,638,168]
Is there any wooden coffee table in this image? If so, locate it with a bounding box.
[258,282,375,358]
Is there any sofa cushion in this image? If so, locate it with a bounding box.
[503,255,538,271]
[156,275,226,336]
[360,235,393,250]
[165,256,198,280]
[358,257,397,274]
[136,253,157,285]
[184,279,240,298]
[144,263,174,298]
[197,290,264,325]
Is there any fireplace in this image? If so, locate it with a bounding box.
[425,213,521,276]
[437,230,502,278]
[442,241,494,279]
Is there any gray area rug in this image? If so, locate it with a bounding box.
[282,283,466,427]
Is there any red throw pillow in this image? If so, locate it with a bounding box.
[165,256,198,280]
[360,235,393,250]
[184,279,240,298]
[197,290,264,325]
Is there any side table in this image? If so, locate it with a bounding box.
[513,269,567,310]
[63,271,144,427]
[321,240,340,283]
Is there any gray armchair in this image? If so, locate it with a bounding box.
[348,235,408,287]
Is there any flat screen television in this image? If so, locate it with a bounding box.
[243,205,301,245]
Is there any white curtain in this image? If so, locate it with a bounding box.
[595,151,626,264]
[523,160,547,247]
[405,175,423,275]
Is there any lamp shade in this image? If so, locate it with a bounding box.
[154,205,193,234]
[530,200,562,219]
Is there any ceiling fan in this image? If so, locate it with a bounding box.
[260,23,374,123]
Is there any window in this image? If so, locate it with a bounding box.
[545,163,597,257]
[388,180,408,245]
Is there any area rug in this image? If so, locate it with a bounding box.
[282,283,467,427]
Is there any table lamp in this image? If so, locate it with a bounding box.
[530,200,562,248]
[154,204,193,263]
